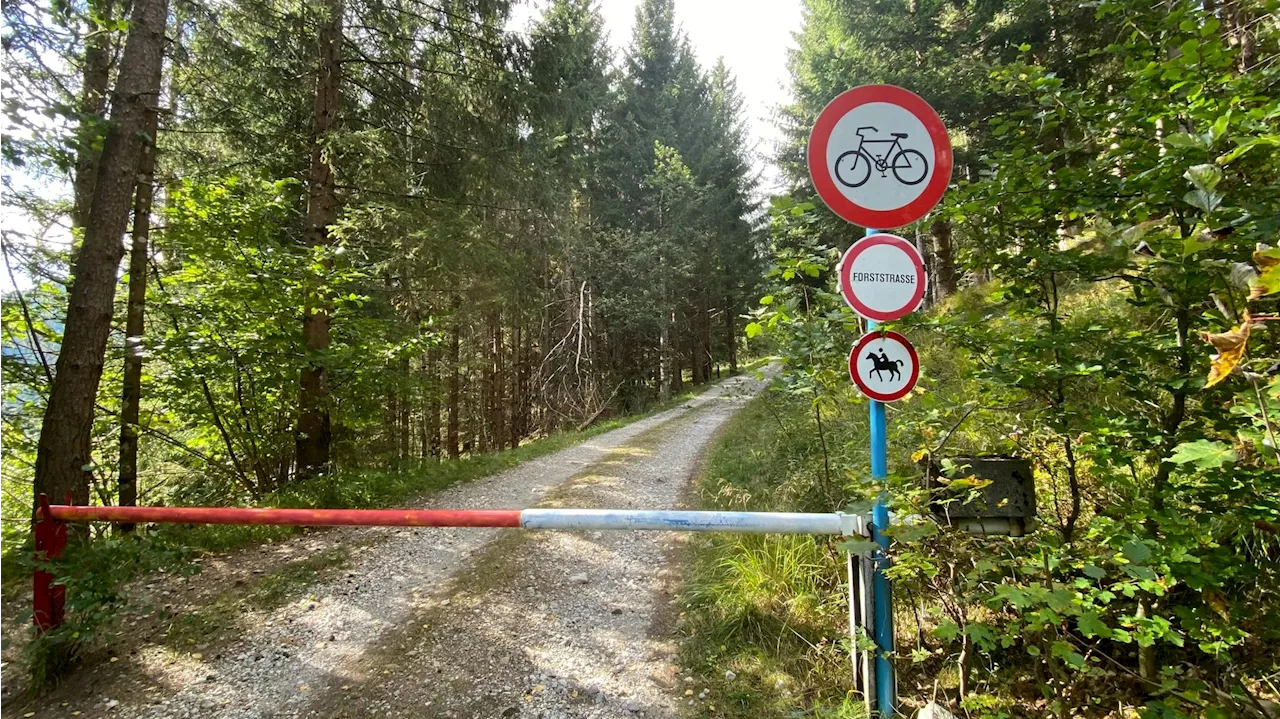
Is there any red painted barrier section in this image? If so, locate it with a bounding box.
[33,494,68,633]
[45,505,523,528]
[33,501,523,634]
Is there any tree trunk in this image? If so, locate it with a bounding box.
[398,355,410,461]
[447,317,461,459]
[72,0,118,230]
[427,345,442,458]
[930,218,957,298]
[658,315,671,402]
[690,317,704,385]
[295,0,344,478]
[118,108,160,529]
[490,313,504,451]
[700,301,713,381]
[1230,0,1255,71]
[724,295,737,373]
[510,324,522,449]
[34,0,168,513]
[1140,307,1191,685]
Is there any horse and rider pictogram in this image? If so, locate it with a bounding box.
[865,349,904,382]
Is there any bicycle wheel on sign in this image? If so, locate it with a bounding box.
[834,150,871,188]
[891,149,928,186]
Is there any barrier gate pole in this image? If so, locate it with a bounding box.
[865,227,897,715]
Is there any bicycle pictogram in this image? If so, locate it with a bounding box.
[833,127,929,188]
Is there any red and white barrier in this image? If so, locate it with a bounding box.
[31,495,869,633]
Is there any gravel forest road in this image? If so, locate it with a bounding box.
[14,369,770,719]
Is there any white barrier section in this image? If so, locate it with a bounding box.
[521,509,868,536]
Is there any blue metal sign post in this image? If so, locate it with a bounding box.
[810,84,950,717]
[865,227,897,715]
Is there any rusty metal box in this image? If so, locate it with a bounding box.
[926,456,1036,536]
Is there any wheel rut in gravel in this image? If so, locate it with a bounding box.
[23,370,769,719]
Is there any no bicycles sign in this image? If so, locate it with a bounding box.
[807,84,952,228]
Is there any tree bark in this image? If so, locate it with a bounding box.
[34,0,168,513]
[724,295,737,373]
[295,0,344,478]
[72,0,118,230]
[1230,0,1255,71]
[427,345,442,458]
[930,218,957,298]
[510,324,522,449]
[490,312,504,451]
[1140,307,1191,684]
[118,108,160,529]
[658,313,671,402]
[447,315,461,459]
[700,300,713,381]
[398,355,410,460]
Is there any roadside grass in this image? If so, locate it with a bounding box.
[676,390,865,719]
[674,283,1146,718]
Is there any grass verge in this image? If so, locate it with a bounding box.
[675,385,867,719]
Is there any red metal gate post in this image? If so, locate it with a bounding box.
[33,492,68,633]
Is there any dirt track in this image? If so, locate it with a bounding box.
[2,370,770,719]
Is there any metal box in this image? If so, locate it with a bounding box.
[926,456,1036,536]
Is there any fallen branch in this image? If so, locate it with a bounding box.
[576,381,624,432]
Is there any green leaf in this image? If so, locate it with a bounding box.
[1184,164,1222,191]
[965,623,996,649]
[1082,564,1106,580]
[1218,135,1280,164]
[837,538,879,555]
[844,499,875,516]
[1168,439,1237,469]
[1164,132,1205,149]
[744,322,763,339]
[1047,588,1076,612]
[994,584,1030,609]
[1182,234,1214,256]
[1049,640,1085,669]
[758,295,774,306]
[1121,540,1152,564]
[1208,114,1229,141]
[1183,189,1223,213]
[1078,611,1112,639]
[933,620,960,642]
[888,522,937,542]
[1124,564,1158,581]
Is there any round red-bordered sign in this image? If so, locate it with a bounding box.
[807,85,952,229]
[848,330,920,402]
[838,233,926,322]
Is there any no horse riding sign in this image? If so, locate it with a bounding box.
[849,330,919,402]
